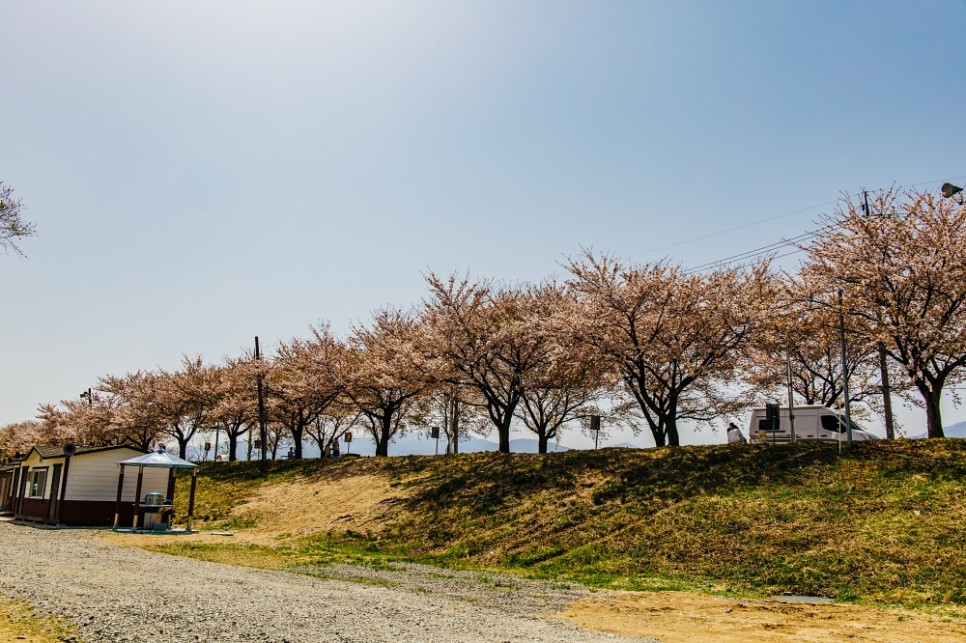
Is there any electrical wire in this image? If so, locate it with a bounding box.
[676,175,966,275]
[631,199,836,258]
[684,226,831,274]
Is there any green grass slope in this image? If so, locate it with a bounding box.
[178,440,966,608]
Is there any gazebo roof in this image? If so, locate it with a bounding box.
[119,449,197,469]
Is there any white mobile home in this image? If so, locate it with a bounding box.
[8,445,169,526]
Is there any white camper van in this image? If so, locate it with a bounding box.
[748,405,880,443]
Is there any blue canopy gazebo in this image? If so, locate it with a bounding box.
[113,449,198,532]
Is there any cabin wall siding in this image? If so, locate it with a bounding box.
[64,450,168,501]
[18,497,48,521]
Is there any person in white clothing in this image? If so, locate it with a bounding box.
[727,421,747,444]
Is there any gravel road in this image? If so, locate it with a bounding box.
[0,520,657,643]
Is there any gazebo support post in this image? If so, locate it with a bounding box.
[166,468,176,503]
[187,468,198,532]
[113,466,125,530]
[132,465,144,530]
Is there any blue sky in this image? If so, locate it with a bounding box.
[3,1,965,446]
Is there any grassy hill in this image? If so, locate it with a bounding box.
[160,440,966,610]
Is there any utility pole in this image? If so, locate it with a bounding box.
[255,336,268,471]
[786,347,796,442]
[864,191,896,440]
[838,291,854,447]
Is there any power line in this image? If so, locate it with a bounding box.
[685,226,831,274]
[678,175,966,275]
[641,176,966,267]
[632,200,835,258]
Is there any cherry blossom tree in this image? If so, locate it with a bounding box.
[0,181,35,257]
[422,275,547,453]
[802,188,966,437]
[0,420,45,457]
[567,253,773,447]
[208,356,261,461]
[97,371,165,451]
[344,309,426,457]
[151,358,218,459]
[514,283,607,453]
[35,391,125,448]
[743,276,883,411]
[411,383,485,455]
[307,402,360,456]
[267,325,346,459]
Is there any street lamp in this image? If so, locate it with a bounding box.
[941,182,963,201]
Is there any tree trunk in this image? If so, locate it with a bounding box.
[878,344,896,440]
[485,395,518,453]
[376,414,392,457]
[498,419,512,453]
[228,434,238,461]
[666,417,681,447]
[291,424,305,459]
[919,382,946,438]
[537,430,548,454]
[449,398,459,455]
[632,375,667,447]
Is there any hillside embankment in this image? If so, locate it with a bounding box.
[110,440,966,641]
[151,440,966,606]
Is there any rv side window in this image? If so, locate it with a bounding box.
[820,415,845,433]
[758,419,775,432]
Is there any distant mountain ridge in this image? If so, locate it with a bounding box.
[909,420,966,439]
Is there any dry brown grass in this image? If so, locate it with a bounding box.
[0,597,78,642]
[562,592,966,643]
[222,473,407,543]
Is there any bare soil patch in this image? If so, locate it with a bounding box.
[227,472,406,541]
[561,591,966,643]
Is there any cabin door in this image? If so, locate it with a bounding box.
[46,464,62,522]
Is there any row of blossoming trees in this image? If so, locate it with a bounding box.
[2,188,965,458]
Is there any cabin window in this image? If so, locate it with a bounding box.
[27,469,47,498]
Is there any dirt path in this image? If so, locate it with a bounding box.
[561,591,966,643]
[0,522,656,643]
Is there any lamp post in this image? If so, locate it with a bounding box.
[80,388,93,407]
